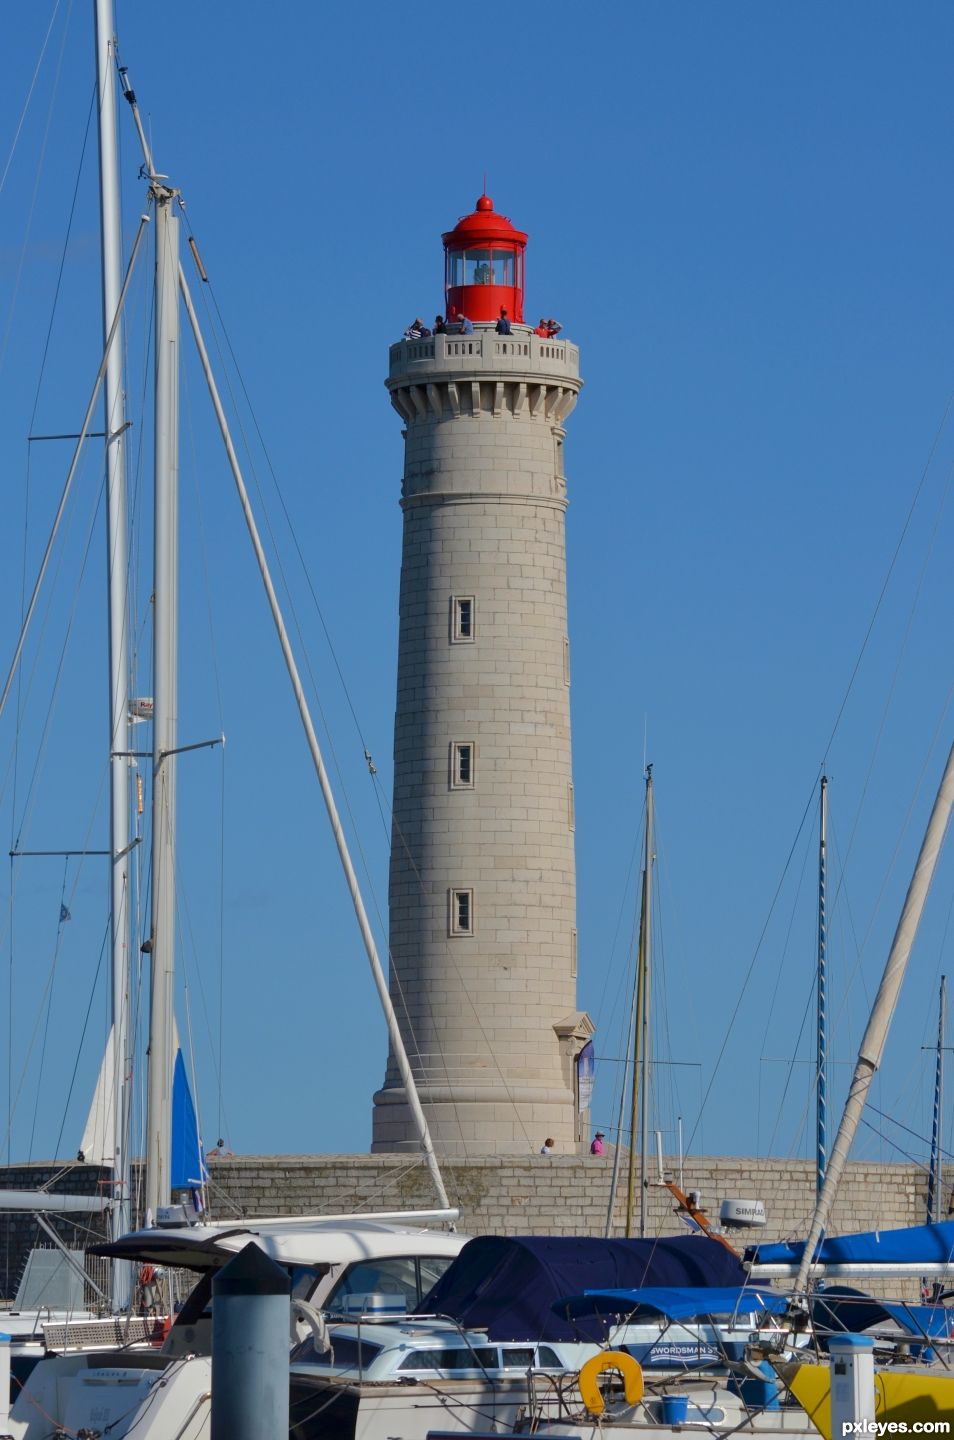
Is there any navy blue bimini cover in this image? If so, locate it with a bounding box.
[416,1235,746,1341]
[746,1220,954,1269]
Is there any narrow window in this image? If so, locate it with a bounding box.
[563,635,570,685]
[450,888,474,936]
[452,596,475,642]
[567,780,575,830]
[451,741,475,789]
[570,927,578,978]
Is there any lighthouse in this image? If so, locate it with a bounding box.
[373,196,593,1156]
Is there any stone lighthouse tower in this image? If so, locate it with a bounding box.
[372,196,592,1156]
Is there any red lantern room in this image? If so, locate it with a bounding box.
[443,194,527,325]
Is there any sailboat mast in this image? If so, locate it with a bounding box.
[794,735,954,1298]
[927,975,946,1225]
[625,766,653,1237]
[94,0,132,1301]
[177,270,452,1211]
[816,775,828,1197]
[144,186,180,1221]
[639,767,654,1237]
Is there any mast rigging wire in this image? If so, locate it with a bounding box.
[183,238,481,1169]
[52,914,110,1158]
[182,363,229,1145]
[26,856,71,1158]
[0,208,150,730]
[0,0,75,380]
[0,0,62,201]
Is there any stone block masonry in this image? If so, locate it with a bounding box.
[376,326,591,1155]
[0,1151,932,1301]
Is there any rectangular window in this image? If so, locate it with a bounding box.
[563,635,570,685]
[450,888,474,936]
[570,927,578,978]
[451,741,475,788]
[452,596,475,642]
[567,780,575,830]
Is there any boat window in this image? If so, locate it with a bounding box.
[537,1346,563,1368]
[418,1254,455,1301]
[292,1334,383,1370]
[172,1271,214,1326]
[325,1254,454,1313]
[500,1347,535,1369]
[326,1257,419,1312]
[290,1265,322,1301]
[398,1347,498,1372]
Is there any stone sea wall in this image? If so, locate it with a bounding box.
[0,1151,932,1302]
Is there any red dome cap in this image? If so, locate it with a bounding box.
[442,195,528,249]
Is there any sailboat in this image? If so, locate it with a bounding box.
[755,739,954,1433]
[3,2,471,1431]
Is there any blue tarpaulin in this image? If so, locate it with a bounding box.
[746,1220,954,1269]
[417,1235,746,1341]
[557,1285,788,1322]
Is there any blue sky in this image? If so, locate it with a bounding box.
[2,2,954,1192]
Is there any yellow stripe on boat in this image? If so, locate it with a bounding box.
[786,1361,954,1440]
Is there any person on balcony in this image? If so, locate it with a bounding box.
[495,307,512,335]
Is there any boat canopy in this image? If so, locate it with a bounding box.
[417,1235,746,1341]
[811,1286,954,1342]
[556,1285,788,1322]
[746,1220,954,1270]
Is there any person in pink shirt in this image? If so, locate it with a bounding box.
[590,1131,605,1155]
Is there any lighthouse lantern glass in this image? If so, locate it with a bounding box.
[447,249,518,288]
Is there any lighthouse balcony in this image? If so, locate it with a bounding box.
[388,324,579,384]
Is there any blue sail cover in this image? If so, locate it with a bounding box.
[811,1287,954,1344]
[171,1050,206,1190]
[558,1285,788,1322]
[417,1235,746,1341]
[746,1219,954,1269]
